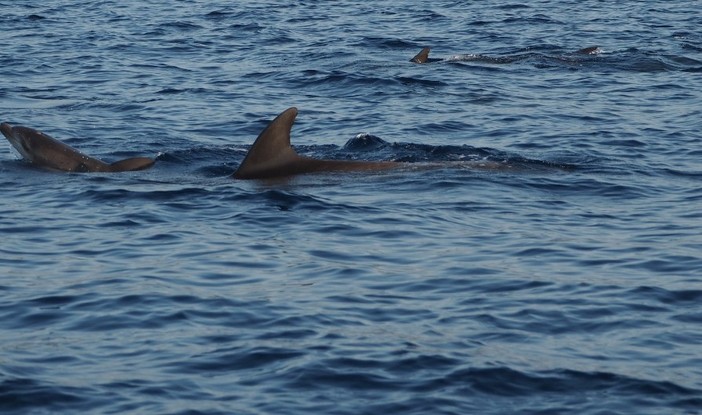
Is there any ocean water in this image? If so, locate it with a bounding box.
[1,1,701,414]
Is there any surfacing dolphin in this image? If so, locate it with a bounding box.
[233,107,400,180]
[1,122,155,172]
[410,46,601,64]
[233,108,567,180]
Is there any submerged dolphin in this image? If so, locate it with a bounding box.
[233,108,399,180]
[410,46,601,64]
[1,123,155,172]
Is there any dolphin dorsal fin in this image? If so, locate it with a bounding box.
[410,47,431,64]
[233,107,301,179]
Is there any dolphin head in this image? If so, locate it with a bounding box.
[2,122,155,172]
[1,123,38,161]
[1,122,104,171]
[0,122,10,137]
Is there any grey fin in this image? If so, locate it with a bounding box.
[410,47,431,64]
[233,107,300,179]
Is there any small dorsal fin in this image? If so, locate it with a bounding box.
[233,107,301,179]
[410,47,431,64]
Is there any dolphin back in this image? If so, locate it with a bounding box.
[232,108,399,180]
[109,157,155,172]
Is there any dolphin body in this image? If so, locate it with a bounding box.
[233,108,572,180]
[1,123,155,172]
[410,46,601,64]
[233,107,399,180]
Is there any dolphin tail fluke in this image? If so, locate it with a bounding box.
[410,47,431,64]
[233,107,301,179]
[109,157,155,172]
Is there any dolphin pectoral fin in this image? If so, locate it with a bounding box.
[233,107,301,180]
[109,157,155,172]
[410,47,431,64]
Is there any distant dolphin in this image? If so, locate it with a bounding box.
[1,122,155,172]
[233,108,399,180]
[410,46,601,64]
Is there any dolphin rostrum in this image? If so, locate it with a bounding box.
[233,107,399,180]
[1,123,155,172]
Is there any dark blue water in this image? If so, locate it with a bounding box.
[1,1,701,414]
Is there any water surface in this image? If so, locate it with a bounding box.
[1,1,701,414]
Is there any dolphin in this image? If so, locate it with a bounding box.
[410,46,601,64]
[233,107,399,180]
[1,122,155,172]
[233,108,573,180]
